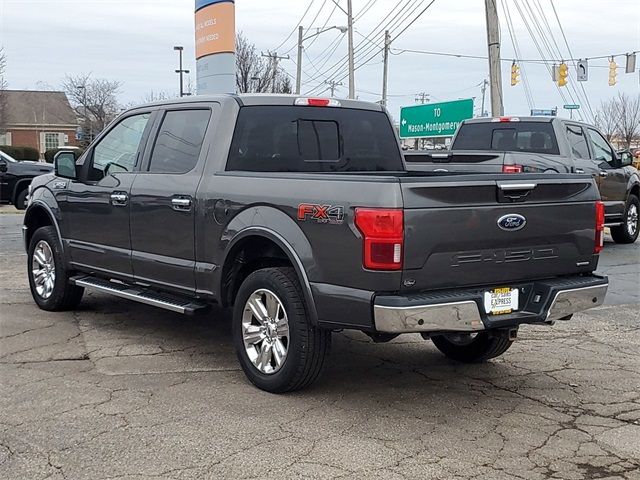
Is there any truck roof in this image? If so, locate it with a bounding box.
[134,93,384,112]
[461,116,591,127]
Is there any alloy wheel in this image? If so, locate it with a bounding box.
[627,203,638,236]
[32,240,56,299]
[241,289,290,374]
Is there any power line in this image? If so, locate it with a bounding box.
[303,0,419,88]
[306,0,429,93]
[501,0,534,109]
[272,1,315,52]
[549,0,595,122]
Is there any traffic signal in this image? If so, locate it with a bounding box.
[510,62,520,86]
[558,62,568,87]
[609,58,618,86]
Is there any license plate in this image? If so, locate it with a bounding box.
[483,287,519,315]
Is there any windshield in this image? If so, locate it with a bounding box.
[0,150,17,162]
[453,122,560,155]
[226,106,404,172]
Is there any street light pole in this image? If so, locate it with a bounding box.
[295,25,348,95]
[347,0,355,99]
[381,30,390,108]
[173,46,190,97]
[296,26,304,95]
[484,0,504,116]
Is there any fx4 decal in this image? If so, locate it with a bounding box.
[297,204,345,225]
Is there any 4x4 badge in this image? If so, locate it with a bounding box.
[297,203,345,224]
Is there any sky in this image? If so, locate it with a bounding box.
[1,0,639,124]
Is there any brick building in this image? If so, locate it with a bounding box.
[0,90,79,158]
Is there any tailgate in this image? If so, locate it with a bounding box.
[405,151,504,173]
[400,174,599,292]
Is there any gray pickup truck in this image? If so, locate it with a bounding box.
[406,116,640,244]
[23,95,608,392]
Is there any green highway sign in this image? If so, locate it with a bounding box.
[399,98,474,139]
[563,104,580,110]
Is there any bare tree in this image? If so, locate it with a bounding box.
[615,92,640,149]
[0,48,8,134]
[595,98,620,143]
[236,32,291,93]
[62,73,122,143]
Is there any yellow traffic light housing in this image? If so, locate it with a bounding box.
[510,62,520,86]
[608,58,617,86]
[558,62,568,87]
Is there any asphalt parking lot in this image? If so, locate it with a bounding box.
[1,207,639,480]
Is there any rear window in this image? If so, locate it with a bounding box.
[226,106,403,172]
[452,122,560,155]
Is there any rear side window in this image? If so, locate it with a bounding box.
[226,106,403,172]
[453,122,560,155]
[148,109,210,174]
[566,125,590,159]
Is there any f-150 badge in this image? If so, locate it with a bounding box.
[297,204,344,224]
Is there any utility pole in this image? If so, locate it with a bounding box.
[173,46,190,97]
[324,80,342,96]
[296,26,304,95]
[480,78,489,117]
[484,0,504,116]
[261,51,290,93]
[381,30,391,108]
[415,92,430,104]
[347,0,355,99]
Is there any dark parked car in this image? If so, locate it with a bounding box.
[405,117,640,244]
[23,95,607,392]
[0,150,54,209]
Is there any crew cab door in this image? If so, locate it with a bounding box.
[60,112,154,280]
[129,107,212,294]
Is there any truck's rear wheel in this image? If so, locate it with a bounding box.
[28,226,84,311]
[232,267,331,393]
[611,195,639,244]
[430,329,515,363]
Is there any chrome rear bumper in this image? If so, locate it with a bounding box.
[373,276,608,334]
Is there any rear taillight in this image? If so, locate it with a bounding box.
[594,201,605,254]
[355,208,403,271]
[502,164,523,173]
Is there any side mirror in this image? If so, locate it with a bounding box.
[0,159,7,173]
[54,151,77,180]
[619,151,633,167]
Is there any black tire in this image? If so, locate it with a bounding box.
[232,267,330,393]
[14,188,28,210]
[27,226,84,311]
[610,195,639,244]
[431,329,515,363]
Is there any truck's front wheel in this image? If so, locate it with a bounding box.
[430,329,515,363]
[28,226,84,311]
[611,195,639,244]
[232,267,331,393]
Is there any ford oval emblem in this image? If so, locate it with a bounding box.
[497,214,526,231]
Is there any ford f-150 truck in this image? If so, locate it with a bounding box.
[405,116,640,244]
[0,150,54,209]
[23,95,608,393]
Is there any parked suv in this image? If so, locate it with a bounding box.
[405,117,640,244]
[23,95,608,392]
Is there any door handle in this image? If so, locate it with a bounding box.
[110,192,128,206]
[171,197,192,212]
[599,171,608,178]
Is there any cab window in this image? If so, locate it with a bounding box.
[566,125,590,159]
[587,128,614,165]
[89,113,151,181]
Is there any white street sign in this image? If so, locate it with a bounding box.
[577,60,588,82]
